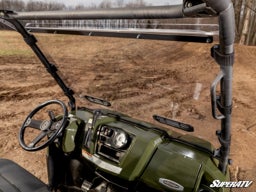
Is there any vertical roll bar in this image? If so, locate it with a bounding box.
[205,0,235,173]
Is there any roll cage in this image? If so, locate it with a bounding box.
[0,0,235,174]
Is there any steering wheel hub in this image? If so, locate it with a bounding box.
[40,120,51,131]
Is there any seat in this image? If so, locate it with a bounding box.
[0,159,50,192]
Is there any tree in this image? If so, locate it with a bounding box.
[116,0,124,7]
[99,0,112,8]
[0,0,25,11]
[126,0,146,7]
[26,1,65,11]
[233,0,256,45]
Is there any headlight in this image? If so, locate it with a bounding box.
[112,131,128,149]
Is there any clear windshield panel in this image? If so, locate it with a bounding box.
[34,32,220,142]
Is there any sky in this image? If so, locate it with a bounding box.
[21,0,182,7]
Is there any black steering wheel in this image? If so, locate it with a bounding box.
[19,100,68,151]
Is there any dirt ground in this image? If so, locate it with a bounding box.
[0,31,255,191]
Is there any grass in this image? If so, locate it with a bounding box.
[0,30,33,56]
[0,49,32,56]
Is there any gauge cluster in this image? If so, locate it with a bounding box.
[96,125,132,163]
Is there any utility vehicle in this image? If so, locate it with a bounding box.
[0,0,235,191]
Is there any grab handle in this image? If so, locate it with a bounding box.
[211,71,225,120]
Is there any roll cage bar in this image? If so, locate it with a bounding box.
[0,0,235,174]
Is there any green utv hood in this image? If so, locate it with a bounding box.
[76,108,229,192]
[140,137,225,192]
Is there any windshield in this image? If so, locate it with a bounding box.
[0,5,220,142]
[0,0,240,178]
[30,32,219,141]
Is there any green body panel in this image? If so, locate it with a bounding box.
[82,117,163,181]
[178,134,214,152]
[195,159,230,192]
[107,121,162,180]
[140,141,229,191]
[140,141,203,191]
[62,116,83,153]
[75,108,229,191]
[76,109,93,122]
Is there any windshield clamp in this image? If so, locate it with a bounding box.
[216,96,233,116]
[24,34,37,46]
[211,45,234,67]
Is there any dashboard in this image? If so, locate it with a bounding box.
[63,107,216,191]
[77,108,164,179]
[96,125,132,163]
